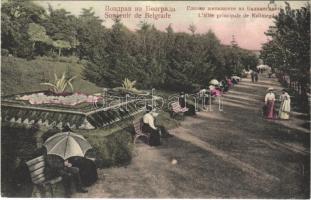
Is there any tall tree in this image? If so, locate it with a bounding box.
[76,7,106,61]
[1,0,47,57]
[43,5,79,56]
[27,23,52,49]
[261,2,310,96]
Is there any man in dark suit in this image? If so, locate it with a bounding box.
[45,155,87,197]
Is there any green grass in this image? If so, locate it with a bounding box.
[1,56,102,96]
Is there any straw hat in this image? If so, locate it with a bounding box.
[267,87,274,91]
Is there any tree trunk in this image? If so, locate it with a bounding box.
[294,81,297,92]
[58,48,61,57]
[300,82,308,110]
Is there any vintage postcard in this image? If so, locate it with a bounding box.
[1,0,310,198]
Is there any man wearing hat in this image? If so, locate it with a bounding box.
[264,87,276,119]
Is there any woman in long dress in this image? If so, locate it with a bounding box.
[142,105,161,146]
[264,88,276,119]
[279,89,291,120]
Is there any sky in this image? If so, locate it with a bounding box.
[36,1,307,50]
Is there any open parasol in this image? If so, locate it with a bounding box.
[43,131,92,160]
[256,64,271,70]
[231,76,241,80]
[209,79,219,85]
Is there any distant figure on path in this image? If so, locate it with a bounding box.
[254,71,259,82]
[279,89,291,120]
[226,77,233,88]
[264,87,276,119]
[251,71,255,83]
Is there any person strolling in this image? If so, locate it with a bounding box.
[254,71,259,82]
[264,87,276,119]
[251,70,255,83]
[278,89,291,120]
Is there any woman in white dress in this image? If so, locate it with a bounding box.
[279,89,291,120]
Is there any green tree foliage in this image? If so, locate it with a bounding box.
[1,0,47,57]
[239,50,258,71]
[76,7,106,61]
[2,2,259,92]
[43,5,79,56]
[188,23,197,35]
[52,40,71,56]
[27,23,52,48]
[260,2,310,95]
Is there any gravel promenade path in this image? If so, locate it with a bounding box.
[74,75,310,198]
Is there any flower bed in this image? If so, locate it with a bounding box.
[16,92,102,106]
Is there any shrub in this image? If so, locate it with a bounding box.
[57,56,79,63]
[35,55,79,63]
[2,49,9,56]
[156,111,180,129]
[80,127,133,168]
[111,87,148,96]
[1,124,38,197]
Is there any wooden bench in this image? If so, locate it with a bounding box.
[26,155,62,197]
[133,119,150,144]
[171,102,188,120]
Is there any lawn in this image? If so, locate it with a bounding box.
[1,56,102,96]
